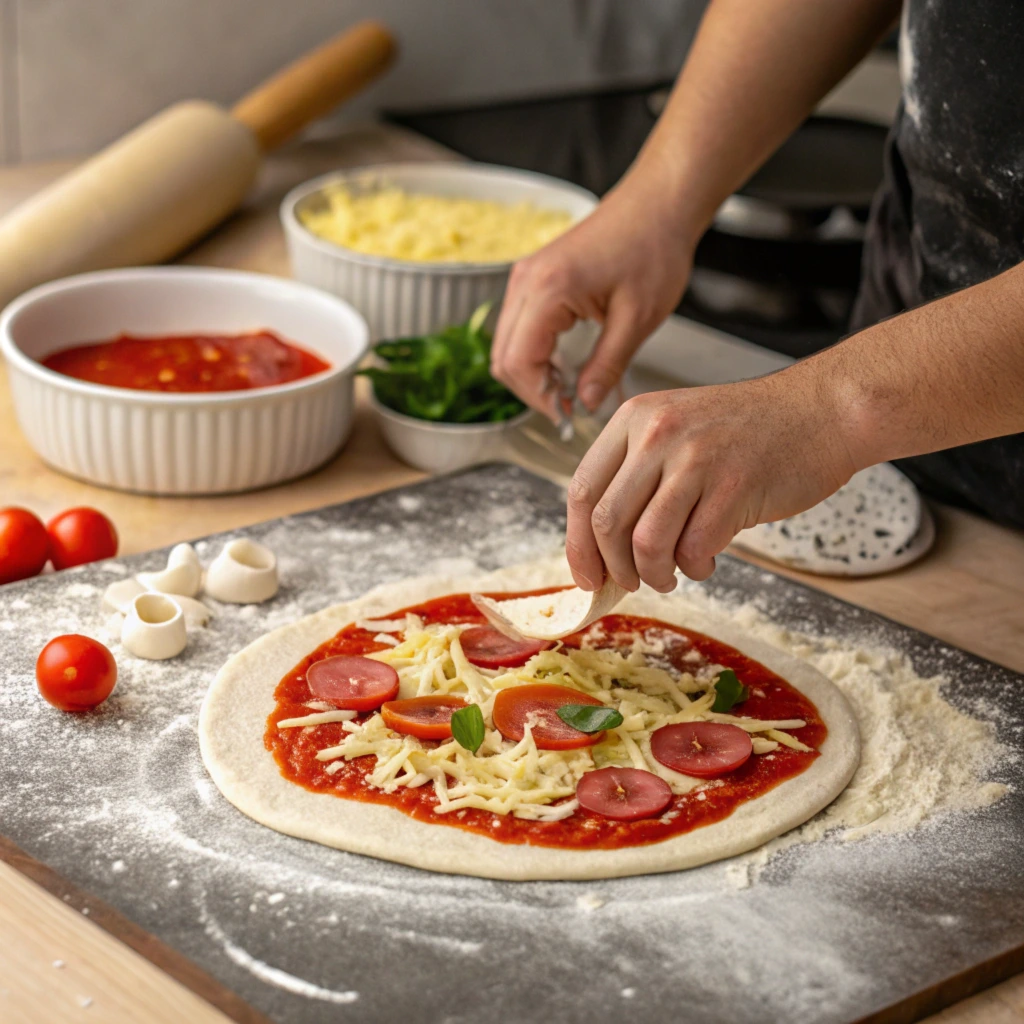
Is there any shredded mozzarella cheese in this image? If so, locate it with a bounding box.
[310,620,814,817]
[277,709,357,729]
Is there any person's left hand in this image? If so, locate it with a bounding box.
[565,370,860,591]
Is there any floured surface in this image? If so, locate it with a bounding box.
[0,465,1021,1024]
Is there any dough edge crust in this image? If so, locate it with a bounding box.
[198,559,861,881]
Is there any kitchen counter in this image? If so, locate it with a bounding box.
[0,123,1021,1024]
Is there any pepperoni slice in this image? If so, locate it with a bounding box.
[306,655,399,711]
[576,767,673,821]
[459,625,551,668]
[381,695,468,740]
[650,722,753,778]
[492,684,605,750]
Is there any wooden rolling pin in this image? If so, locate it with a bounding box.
[0,20,395,307]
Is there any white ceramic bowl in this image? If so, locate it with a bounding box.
[0,267,369,495]
[371,393,534,474]
[281,162,598,340]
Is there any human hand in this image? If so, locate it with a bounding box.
[565,371,859,589]
[490,172,694,422]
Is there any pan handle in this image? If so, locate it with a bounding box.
[231,21,396,152]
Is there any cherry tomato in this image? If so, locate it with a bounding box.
[381,695,468,740]
[576,767,674,821]
[307,655,399,711]
[492,683,605,750]
[0,507,49,585]
[459,625,551,668]
[650,722,753,778]
[36,634,117,712]
[46,507,118,570]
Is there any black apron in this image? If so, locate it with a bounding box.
[848,0,1024,529]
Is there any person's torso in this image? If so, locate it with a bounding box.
[892,0,1024,302]
[851,1,1024,530]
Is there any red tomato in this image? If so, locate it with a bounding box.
[46,507,118,570]
[0,507,49,585]
[307,655,399,711]
[650,722,753,778]
[459,625,552,668]
[576,767,674,821]
[36,634,117,712]
[492,683,605,750]
[381,695,468,740]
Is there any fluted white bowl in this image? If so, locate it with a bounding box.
[371,392,534,474]
[281,162,598,341]
[0,267,369,495]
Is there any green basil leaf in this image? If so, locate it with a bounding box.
[556,703,624,734]
[711,669,749,713]
[361,305,523,424]
[451,703,485,754]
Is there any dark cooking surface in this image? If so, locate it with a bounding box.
[391,82,668,199]
[0,464,1021,1024]
[743,116,887,209]
[389,89,886,207]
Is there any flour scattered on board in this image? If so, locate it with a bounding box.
[0,467,1020,1024]
[576,892,606,912]
[200,901,358,1005]
[670,587,1014,886]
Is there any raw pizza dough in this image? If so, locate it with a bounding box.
[199,559,860,881]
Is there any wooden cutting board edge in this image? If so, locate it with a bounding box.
[0,833,271,1024]
[3,824,1023,1024]
[853,942,1024,1024]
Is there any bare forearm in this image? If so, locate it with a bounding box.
[802,263,1024,467]
[631,0,901,242]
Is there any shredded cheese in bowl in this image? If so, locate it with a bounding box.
[278,616,811,820]
[298,186,574,264]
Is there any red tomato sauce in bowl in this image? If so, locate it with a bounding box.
[42,331,330,393]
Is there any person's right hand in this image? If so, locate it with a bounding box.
[490,170,696,421]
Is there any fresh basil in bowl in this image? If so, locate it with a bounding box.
[359,302,525,424]
[363,303,533,473]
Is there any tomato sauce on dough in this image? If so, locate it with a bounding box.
[42,332,330,393]
[265,592,827,850]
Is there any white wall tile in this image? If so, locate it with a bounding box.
[12,0,701,163]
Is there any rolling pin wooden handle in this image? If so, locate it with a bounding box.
[231,20,396,153]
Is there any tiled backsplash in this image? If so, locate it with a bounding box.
[0,0,706,164]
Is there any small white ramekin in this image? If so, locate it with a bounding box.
[0,267,369,495]
[281,162,598,341]
[370,393,534,474]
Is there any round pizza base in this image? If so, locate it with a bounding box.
[199,560,860,881]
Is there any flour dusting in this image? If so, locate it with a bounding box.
[200,900,359,1005]
[676,588,1015,885]
[0,466,1020,1024]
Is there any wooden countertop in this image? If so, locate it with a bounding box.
[0,124,1021,1024]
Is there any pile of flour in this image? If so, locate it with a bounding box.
[669,588,1015,884]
